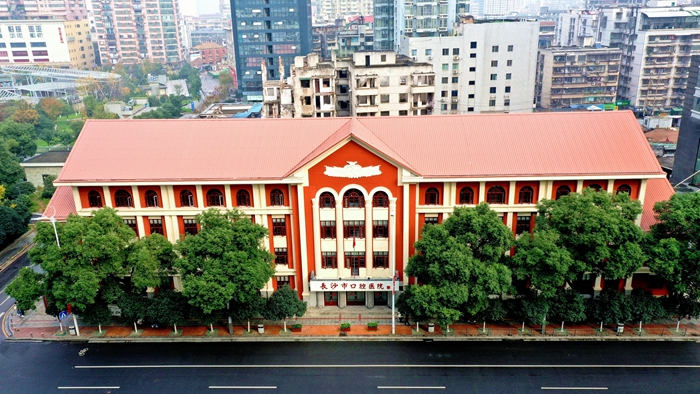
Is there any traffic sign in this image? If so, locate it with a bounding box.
[58,310,68,320]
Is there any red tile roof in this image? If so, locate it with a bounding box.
[42,186,76,221]
[640,178,675,231]
[56,111,664,184]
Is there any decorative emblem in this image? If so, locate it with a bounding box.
[324,161,381,179]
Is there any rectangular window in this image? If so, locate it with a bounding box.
[469,67,476,72]
[442,48,449,55]
[468,80,475,85]
[344,251,366,268]
[30,42,46,47]
[489,99,496,106]
[322,252,337,269]
[470,42,477,48]
[425,49,432,56]
[467,107,474,112]
[442,63,448,71]
[373,220,388,238]
[468,94,475,98]
[11,51,27,56]
[276,275,291,288]
[491,60,498,67]
[490,74,497,81]
[492,45,499,52]
[0,51,7,57]
[451,103,458,110]
[320,220,336,239]
[490,87,497,93]
[380,111,390,116]
[452,63,459,70]
[399,93,407,103]
[399,110,408,116]
[32,50,48,56]
[451,90,459,97]
[274,248,288,265]
[505,86,511,93]
[123,218,138,236]
[470,53,476,58]
[272,218,286,236]
[506,73,512,80]
[516,215,531,235]
[373,251,389,269]
[452,77,458,83]
[183,219,198,235]
[424,216,439,226]
[504,99,511,106]
[149,219,163,235]
[343,220,365,238]
[10,42,26,48]
[441,77,448,84]
[380,94,390,103]
[441,90,448,97]
[508,45,514,52]
[452,48,459,55]
[507,60,513,66]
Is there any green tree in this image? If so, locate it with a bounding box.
[587,289,632,327]
[0,145,24,187]
[629,289,666,329]
[263,286,307,331]
[661,294,700,331]
[517,290,551,333]
[400,204,513,328]
[147,290,187,331]
[0,119,37,158]
[42,174,56,198]
[646,193,700,300]
[38,97,66,121]
[126,233,176,291]
[0,195,32,248]
[30,207,136,312]
[6,267,45,312]
[80,301,113,331]
[549,289,586,331]
[473,297,508,323]
[34,113,56,143]
[218,70,233,91]
[536,189,645,279]
[175,209,275,315]
[510,229,582,298]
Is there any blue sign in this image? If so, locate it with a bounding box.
[58,310,68,320]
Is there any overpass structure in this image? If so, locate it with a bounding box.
[0,65,122,102]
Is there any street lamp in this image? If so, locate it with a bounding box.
[39,206,60,249]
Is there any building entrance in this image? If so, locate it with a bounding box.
[324,292,338,306]
[347,291,365,306]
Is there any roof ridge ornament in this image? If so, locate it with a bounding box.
[324,161,381,179]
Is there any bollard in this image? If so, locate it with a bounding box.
[574,329,577,337]
[661,327,665,337]
[509,327,512,336]
[30,332,33,338]
[684,327,688,337]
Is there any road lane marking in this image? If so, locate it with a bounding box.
[75,364,700,369]
[0,312,4,319]
[378,386,445,390]
[542,388,607,391]
[209,386,276,390]
[0,296,10,306]
[58,387,119,390]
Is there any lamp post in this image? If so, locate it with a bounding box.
[39,206,60,249]
[390,202,396,335]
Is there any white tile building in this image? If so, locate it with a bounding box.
[0,20,71,65]
[555,9,598,47]
[401,19,538,114]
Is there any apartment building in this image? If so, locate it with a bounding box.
[374,0,470,52]
[539,21,556,49]
[262,51,434,118]
[0,20,71,66]
[555,9,598,47]
[92,0,184,65]
[401,18,538,114]
[316,0,373,24]
[598,6,700,114]
[64,20,95,69]
[0,0,88,20]
[537,47,622,110]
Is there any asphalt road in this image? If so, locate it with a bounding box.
[0,252,30,343]
[0,341,699,393]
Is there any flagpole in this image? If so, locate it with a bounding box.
[390,202,396,335]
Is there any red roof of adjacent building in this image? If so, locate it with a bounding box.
[43,186,76,221]
[640,178,675,231]
[56,112,664,184]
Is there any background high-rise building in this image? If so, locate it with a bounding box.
[0,0,88,20]
[92,0,184,65]
[230,0,312,102]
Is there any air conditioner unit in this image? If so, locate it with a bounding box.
[453,55,459,60]
[412,56,417,61]
[428,56,433,60]
[452,70,460,74]
[452,98,459,103]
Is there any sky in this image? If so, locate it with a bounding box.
[180,0,220,17]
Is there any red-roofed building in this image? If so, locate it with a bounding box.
[46,111,673,306]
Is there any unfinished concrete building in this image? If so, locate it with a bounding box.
[261,59,295,118]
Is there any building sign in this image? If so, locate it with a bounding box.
[324,161,381,179]
[310,279,395,292]
[58,27,64,43]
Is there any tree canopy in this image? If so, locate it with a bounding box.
[175,209,275,315]
[263,285,307,321]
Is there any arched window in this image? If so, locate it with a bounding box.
[486,186,506,204]
[320,192,335,208]
[518,186,534,204]
[145,190,159,207]
[88,190,102,208]
[180,190,194,207]
[343,189,365,208]
[114,189,132,207]
[616,184,632,195]
[206,189,224,206]
[373,191,389,207]
[555,185,571,200]
[588,184,602,192]
[425,187,440,205]
[270,189,284,206]
[236,190,251,206]
[459,187,474,204]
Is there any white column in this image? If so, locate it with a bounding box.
[443,182,454,220]
[478,181,486,203]
[537,181,547,202]
[224,186,233,208]
[166,216,178,243]
[102,186,113,207]
[365,203,373,278]
[160,186,172,210]
[311,199,322,276]
[593,275,603,296]
[607,179,615,193]
[131,186,141,208]
[136,215,146,238]
[624,276,634,295]
[335,203,344,278]
[576,180,584,193]
[296,184,310,299]
[635,179,648,226]
[195,185,204,208]
[402,185,409,275]
[508,181,516,205]
[390,197,397,335]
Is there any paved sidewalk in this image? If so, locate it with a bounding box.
[5,300,700,342]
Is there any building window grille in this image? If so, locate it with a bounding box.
[459,187,474,204]
[518,186,534,204]
[114,189,132,207]
[274,248,288,265]
[145,190,159,207]
[373,220,388,238]
[322,252,337,268]
[486,186,506,204]
[320,221,336,239]
[555,185,571,200]
[373,251,389,268]
[425,187,440,205]
[272,218,286,236]
[206,189,224,206]
[373,191,389,207]
[180,190,194,207]
[320,192,335,208]
[270,189,284,206]
[343,220,365,238]
[516,215,531,235]
[88,190,102,208]
[343,189,365,208]
[149,219,163,235]
[183,218,198,235]
[236,190,251,206]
